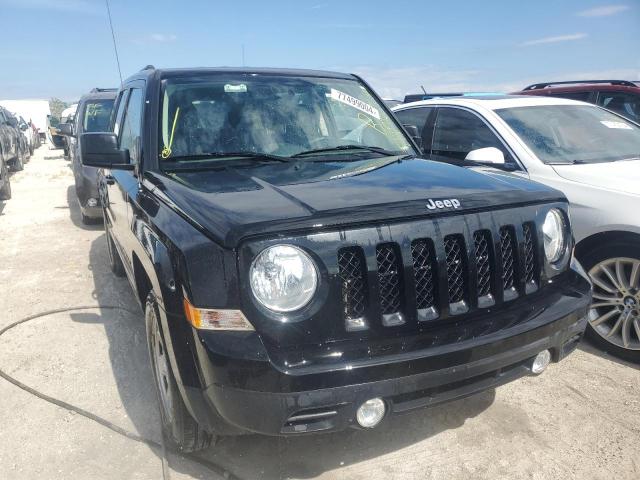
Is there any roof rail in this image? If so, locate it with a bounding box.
[523,80,638,90]
[141,64,156,71]
[90,87,118,93]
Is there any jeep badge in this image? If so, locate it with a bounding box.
[426,198,461,210]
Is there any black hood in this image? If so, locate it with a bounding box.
[146,157,564,248]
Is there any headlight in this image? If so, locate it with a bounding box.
[542,209,566,264]
[250,245,318,312]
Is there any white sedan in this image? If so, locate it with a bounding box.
[393,95,640,361]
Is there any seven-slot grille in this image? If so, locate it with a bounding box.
[337,222,539,330]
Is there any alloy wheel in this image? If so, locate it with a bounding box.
[588,257,640,351]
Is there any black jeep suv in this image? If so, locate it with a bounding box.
[59,87,117,224]
[82,66,591,452]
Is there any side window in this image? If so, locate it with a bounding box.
[432,107,516,166]
[118,88,144,165]
[597,92,640,123]
[112,90,129,137]
[395,108,430,133]
[394,107,434,150]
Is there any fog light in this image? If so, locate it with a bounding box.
[356,398,386,428]
[87,197,98,208]
[531,350,551,375]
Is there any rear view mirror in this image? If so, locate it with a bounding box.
[58,123,74,137]
[81,132,133,170]
[465,147,505,165]
[402,124,423,150]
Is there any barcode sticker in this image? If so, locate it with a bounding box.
[330,89,380,119]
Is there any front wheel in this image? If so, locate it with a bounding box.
[145,293,213,452]
[103,208,125,276]
[581,243,640,363]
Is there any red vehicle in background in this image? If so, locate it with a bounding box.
[514,80,640,124]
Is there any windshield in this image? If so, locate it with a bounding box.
[82,99,115,132]
[496,104,640,164]
[158,74,413,165]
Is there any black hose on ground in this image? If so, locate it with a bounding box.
[0,305,242,480]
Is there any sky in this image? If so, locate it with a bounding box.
[0,0,638,101]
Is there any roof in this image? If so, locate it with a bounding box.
[126,66,356,83]
[393,94,591,111]
[79,88,118,102]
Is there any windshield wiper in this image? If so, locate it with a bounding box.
[165,151,291,163]
[291,145,401,158]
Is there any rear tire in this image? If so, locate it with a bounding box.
[103,208,125,277]
[580,242,640,363]
[11,149,24,172]
[0,162,11,201]
[145,293,213,452]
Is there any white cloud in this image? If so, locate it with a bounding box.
[520,33,587,47]
[148,33,178,43]
[311,3,328,8]
[343,66,640,99]
[347,66,483,99]
[577,4,630,17]
[0,0,99,14]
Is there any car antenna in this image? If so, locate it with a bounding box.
[420,85,427,94]
[104,0,123,86]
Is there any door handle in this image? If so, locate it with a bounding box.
[105,174,115,185]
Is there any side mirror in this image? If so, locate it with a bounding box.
[81,132,133,170]
[465,147,505,165]
[58,123,74,137]
[402,124,423,150]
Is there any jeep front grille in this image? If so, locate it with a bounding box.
[444,235,468,314]
[336,222,541,331]
[376,244,405,326]
[337,248,368,331]
[499,226,518,301]
[411,239,436,308]
[522,222,539,293]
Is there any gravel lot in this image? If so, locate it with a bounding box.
[0,146,638,480]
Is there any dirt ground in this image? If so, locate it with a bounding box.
[0,145,638,480]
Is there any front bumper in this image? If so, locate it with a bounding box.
[182,265,591,436]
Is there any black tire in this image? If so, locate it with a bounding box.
[579,242,640,363]
[81,211,100,225]
[103,208,125,277]
[145,293,213,452]
[0,162,11,201]
[11,149,24,172]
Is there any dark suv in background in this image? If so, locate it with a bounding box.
[0,106,26,172]
[516,80,640,123]
[59,88,117,224]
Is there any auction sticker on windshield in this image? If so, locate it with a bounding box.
[330,88,380,119]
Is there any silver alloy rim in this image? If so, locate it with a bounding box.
[588,257,640,351]
[151,315,175,421]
